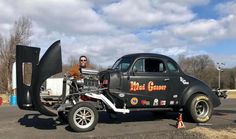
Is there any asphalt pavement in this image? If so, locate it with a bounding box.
[0,99,236,139]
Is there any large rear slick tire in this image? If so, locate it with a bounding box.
[68,102,98,132]
[185,94,213,123]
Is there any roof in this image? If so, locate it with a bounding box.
[122,53,173,60]
[121,53,182,72]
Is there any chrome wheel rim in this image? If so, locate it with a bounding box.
[195,100,209,117]
[73,107,94,129]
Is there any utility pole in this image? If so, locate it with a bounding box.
[216,62,225,89]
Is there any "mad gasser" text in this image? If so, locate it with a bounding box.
[130,81,167,92]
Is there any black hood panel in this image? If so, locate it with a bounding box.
[16,40,62,116]
[16,45,40,110]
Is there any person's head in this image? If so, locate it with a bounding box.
[79,55,87,68]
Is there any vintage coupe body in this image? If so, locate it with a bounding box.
[16,41,221,132]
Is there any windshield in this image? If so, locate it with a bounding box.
[112,57,133,72]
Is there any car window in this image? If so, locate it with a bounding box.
[112,57,133,72]
[133,59,144,72]
[145,59,165,72]
[167,61,178,72]
[112,58,121,69]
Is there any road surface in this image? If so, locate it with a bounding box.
[0,99,236,139]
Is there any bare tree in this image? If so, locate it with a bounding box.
[0,35,9,92]
[0,17,32,93]
[221,69,236,89]
[68,55,80,67]
[178,54,218,88]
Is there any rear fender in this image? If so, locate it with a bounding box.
[180,84,221,108]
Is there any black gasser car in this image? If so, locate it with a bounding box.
[16,41,223,132]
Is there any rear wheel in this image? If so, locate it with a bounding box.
[68,102,98,132]
[185,94,213,123]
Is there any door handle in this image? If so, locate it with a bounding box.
[164,78,170,82]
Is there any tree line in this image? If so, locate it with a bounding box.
[178,55,236,89]
[0,17,32,93]
[0,17,235,94]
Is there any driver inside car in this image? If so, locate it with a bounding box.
[67,55,91,79]
[65,56,92,94]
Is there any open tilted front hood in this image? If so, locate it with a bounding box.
[16,40,62,116]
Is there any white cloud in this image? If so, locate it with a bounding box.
[150,29,187,48]
[210,54,236,68]
[0,1,16,36]
[0,23,12,37]
[219,15,236,38]
[150,14,236,48]
[215,1,236,38]
[28,22,148,66]
[169,19,226,43]
[2,0,114,35]
[61,33,149,66]
[216,1,236,16]
[0,1,15,22]
[0,0,235,67]
[151,47,187,56]
[102,0,195,28]
[156,0,210,7]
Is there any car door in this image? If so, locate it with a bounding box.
[166,60,188,106]
[122,57,170,108]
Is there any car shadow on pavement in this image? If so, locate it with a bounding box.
[213,110,236,116]
[64,111,180,132]
[18,113,59,130]
[98,111,179,124]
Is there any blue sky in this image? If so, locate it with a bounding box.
[193,0,236,63]
[192,0,220,19]
[0,0,236,67]
[205,39,236,54]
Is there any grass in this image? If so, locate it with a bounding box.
[227,90,236,99]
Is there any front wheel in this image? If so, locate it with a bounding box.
[68,102,98,132]
[185,94,213,123]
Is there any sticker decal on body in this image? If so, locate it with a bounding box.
[173,95,178,98]
[141,100,150,106]
[180,77,189,85]
[170,101,175,105]
[153,99,159,106]
[160,100,166,106]
[130,97,138,105]
[119,93,125,98]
